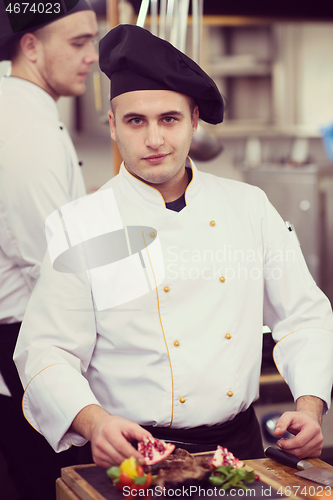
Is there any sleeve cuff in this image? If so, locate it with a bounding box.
[273,328,333,412]
[22,363,101,452]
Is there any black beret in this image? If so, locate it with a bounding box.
[99,24,224,125]
[0,0,93,61]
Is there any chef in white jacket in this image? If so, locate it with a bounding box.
[0,1,98,498]
[15,24,333,468]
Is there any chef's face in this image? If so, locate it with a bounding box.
[33,11,98,100]
[109,90,199,195]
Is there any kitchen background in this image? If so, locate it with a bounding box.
[1,0,333,490]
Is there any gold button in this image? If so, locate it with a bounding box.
[219,276,225,282]
[225,333,232,340]
[179,396,186,403]
[150,232,156,238]
[174,340,180,347]
[164,286,170,293]
[227,390,233,397]
[210,220,216,227]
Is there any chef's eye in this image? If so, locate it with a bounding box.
[130,118,143,125]
[163,117,175,123]
[71,39,86,48]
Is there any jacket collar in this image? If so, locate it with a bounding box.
[0,76,59,120]
[118,157,202,209]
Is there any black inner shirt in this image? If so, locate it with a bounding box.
[165,167,193,212]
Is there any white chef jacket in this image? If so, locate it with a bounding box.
[14,160,333,453]
[0,76,86,394]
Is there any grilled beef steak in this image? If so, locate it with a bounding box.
[152,448,213,488]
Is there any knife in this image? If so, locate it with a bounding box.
[264,446,333,487]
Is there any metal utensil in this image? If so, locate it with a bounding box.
[189,0,223,161]
[165,0,175,42]
[191,0,203,64]
[178,0,190,53]
[150,0,158,35]
[169,0,179,48]
[159,0,167,39]
[189,124,223,162]
[265,447,333,487]
[136,0,149,27]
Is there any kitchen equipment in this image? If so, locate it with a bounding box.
[261,414,292,443]
[136,0,149,28]
[189,0,223,161]
[137,0,189,52]
[265,446,333,486]
[243,165,321,284]
[189,126,224,161]
[245,137,262,167]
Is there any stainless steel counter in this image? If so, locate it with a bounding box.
[242,163,333,303]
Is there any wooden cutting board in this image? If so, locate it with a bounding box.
[245,458,333,499]
[58,458,333,500]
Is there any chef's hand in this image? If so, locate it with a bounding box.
[273,395,324,459]
[71,404,153,468]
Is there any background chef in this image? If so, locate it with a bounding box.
[0,0,98,498]
[14,24,333,469]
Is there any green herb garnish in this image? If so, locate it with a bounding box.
[209,465,256,491]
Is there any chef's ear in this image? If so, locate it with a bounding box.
[108,109,116,142]
[18,33,40,63]
[192,105,199,136]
